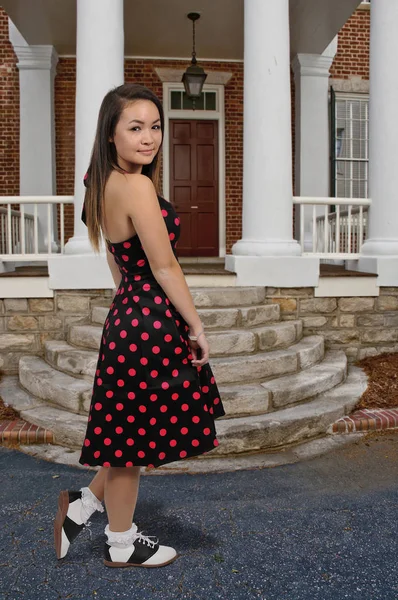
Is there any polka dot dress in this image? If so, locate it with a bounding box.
[79,195,225,468]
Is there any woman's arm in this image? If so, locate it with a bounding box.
[106,247,122,289]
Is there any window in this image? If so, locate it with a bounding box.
[170,90,217,111]
[331,91,369,199]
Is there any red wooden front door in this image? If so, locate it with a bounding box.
[169,119,219,256]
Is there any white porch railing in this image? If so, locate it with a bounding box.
[293,197,371,259]
[0,196,74,260]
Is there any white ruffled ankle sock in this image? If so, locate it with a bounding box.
[80,487,104,523]
[105,523,138,548]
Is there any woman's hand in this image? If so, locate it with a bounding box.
[189,331,210,367]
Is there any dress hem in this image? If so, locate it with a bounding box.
[78,437,221,469]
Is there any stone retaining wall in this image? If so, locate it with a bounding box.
[1,286,398,374]
[0,290,113,374]
[267,287,398,362]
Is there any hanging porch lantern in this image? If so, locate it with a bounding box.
[182,12,207,107]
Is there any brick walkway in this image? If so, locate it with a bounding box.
[0,419,53,444]
[332,408,398,433]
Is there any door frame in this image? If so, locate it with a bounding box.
[162,82,226,257]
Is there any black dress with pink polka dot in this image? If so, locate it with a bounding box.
[79,194,225,469]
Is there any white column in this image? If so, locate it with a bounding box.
[362,0,398,256]
[357,0,398,284]
[291,39,337,251]
[64,0,124,255]
[48,0,124,289]
[10,23,58,252]
[225,0,318,287]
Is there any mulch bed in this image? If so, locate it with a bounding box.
[0,371,19,420]
[355,352,398,410]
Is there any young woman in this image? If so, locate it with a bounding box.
[54,83,225,568]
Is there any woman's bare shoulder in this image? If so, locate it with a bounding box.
[107,171,154,199]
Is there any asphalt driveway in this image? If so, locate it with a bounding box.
[1,433,398,600]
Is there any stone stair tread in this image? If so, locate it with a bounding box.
[50,329,319,382]
[211,367,367,456]
[217,350,346,417]
[210,335,322,364]
[219,370,360,429]
[205,319,301,338]
[20,404,88,448]
[91,302,280,331]
[78,317,290,339]
[217,382,270,418]
[45,340,98,377]
[19,433,364,473]
[70,318,299,357]
[16,366,366,456]
[261,350,347,409]
[190,287,266,307]
[0,375,47,412]
[210,335,324,384]
[0,375,87,448]
[69,324,102,349]
[19,356,91,414]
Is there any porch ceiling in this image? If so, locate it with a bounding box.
[3,0,362,60]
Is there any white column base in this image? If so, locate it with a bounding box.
[48,254,114,289]
[347,256,398,287]
[232,239,301,257]
[64,235,95,255]
[225,255,319,287]
[360,239,398,256]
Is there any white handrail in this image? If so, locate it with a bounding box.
[293,196,371,259]
[0,195,74,260]
[293,197,371,206]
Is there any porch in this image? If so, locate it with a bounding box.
[2,0,394,291]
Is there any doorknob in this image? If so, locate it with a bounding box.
[191,206,198,209]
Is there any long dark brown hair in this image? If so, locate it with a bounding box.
[84,83,164,252]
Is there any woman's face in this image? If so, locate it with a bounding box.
[111,99,162,173]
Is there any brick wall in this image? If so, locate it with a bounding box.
[330,6,370,80]
[0,7,19,196]
[54,58,76,240]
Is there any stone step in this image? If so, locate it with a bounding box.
[45,340,98,379]
[21,404,88,448]
[209,321,303,356]
[42,340,334,419]
[69,324,102,350]
[216,351,346,418]
[217,383,270,418]
[0,375,47,412]
[91,303,280,330]
[190,286,267,307]
[69,319,301,358]
[45,333,323,395]
[66,327,321,382]
[19,433,364,473]
[43,340,290,421]
[6,366,366,461]
[261,350,348,410]
[19,356,91,414]
[45,336,324,416]
[210,335,324,385]
[211,366,367,456]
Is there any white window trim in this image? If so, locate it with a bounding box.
[333,92,369,199]
[162,82,226,257]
